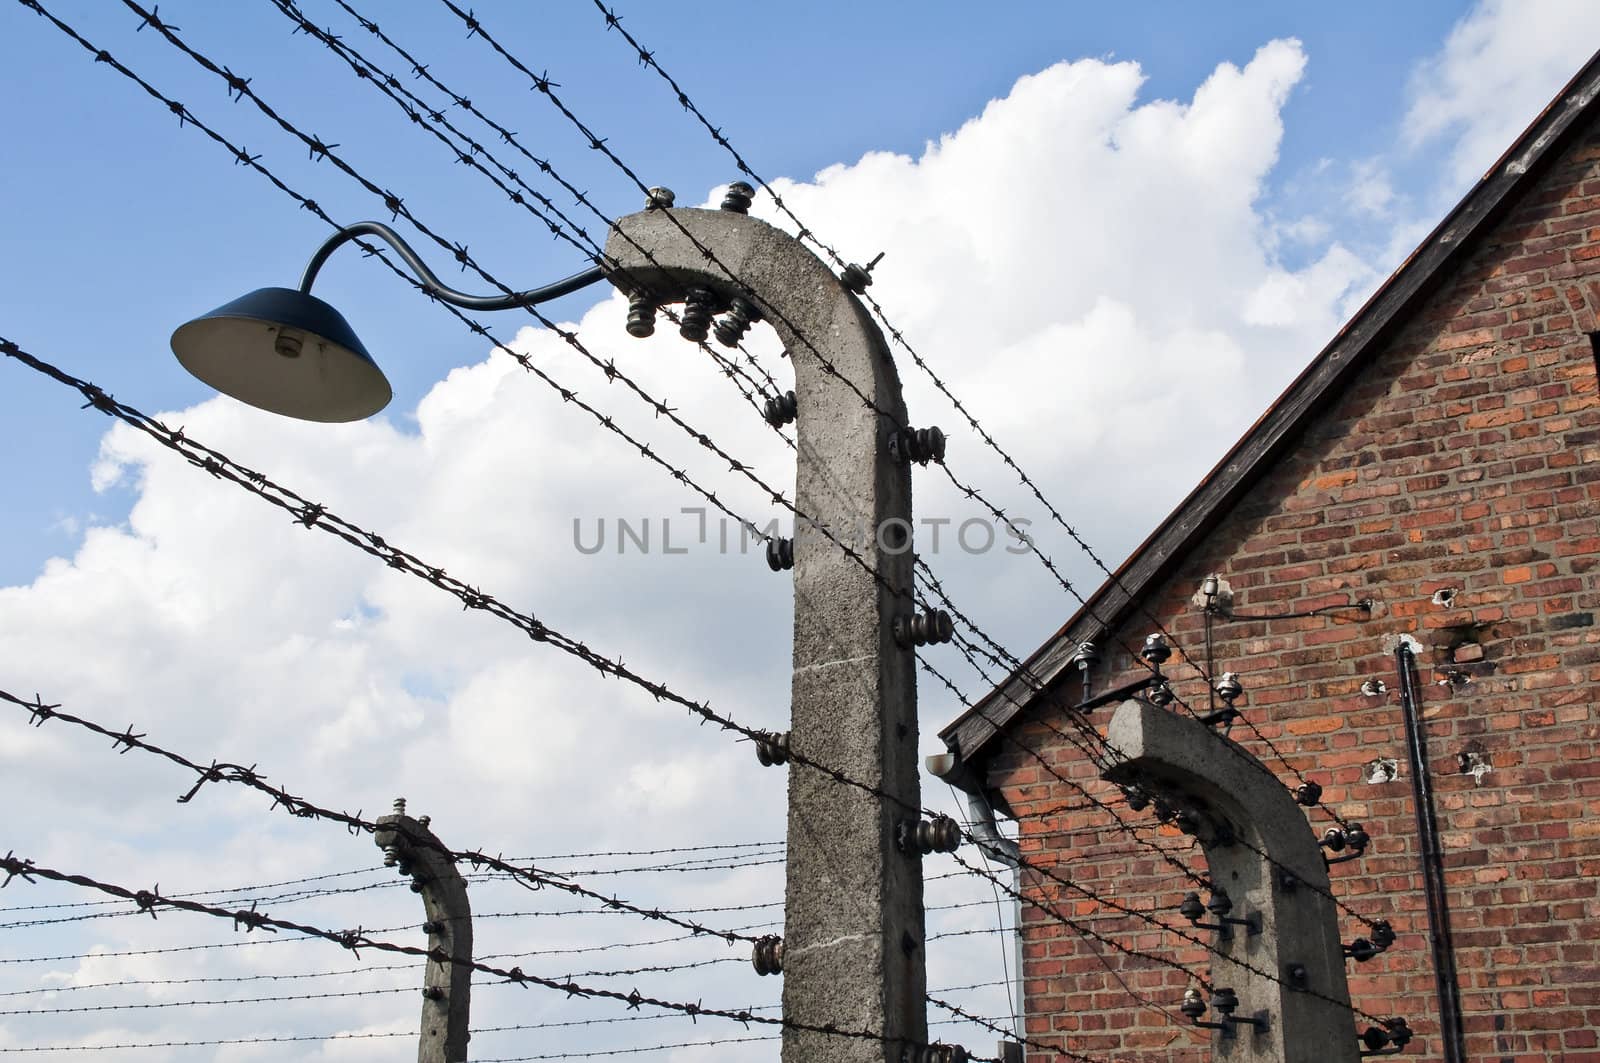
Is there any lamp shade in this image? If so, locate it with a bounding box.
[171,287,392,422]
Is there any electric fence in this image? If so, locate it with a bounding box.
[567,0,1367,829]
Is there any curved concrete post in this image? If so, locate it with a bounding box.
[1102,700,1357,1063]
[606,209,925,1062]
[375,807,472,1063]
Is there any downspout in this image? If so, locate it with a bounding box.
[964,788,1025,1048]
[1394,640,1467,1063]
[927,751,1025,1056]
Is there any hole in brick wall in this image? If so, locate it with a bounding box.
[1458,743,1492,785]
[1431,587,1457,607]
[1589,331,1600,376]
[1366,757,1399,784]
[1360,677,1387,697]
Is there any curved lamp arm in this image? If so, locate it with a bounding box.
[299,220,606,310]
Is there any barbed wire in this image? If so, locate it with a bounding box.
[0,325,1087,899]
[524,855,785,877]
[322,0,785,400]
[286,0,1129,811]
[0,961,417,997]
[0,681,1228,1047]
[0,853,971,1060]
[0,844,776,915]
[0,1010,780,1053]
[0,866,390,914]
[0,930,404,966]
[567,0,1359,829]
[11,0,1257,917]
[0,684,763,946]
[69,0,1052,789]
[0,323,984,837]
[476,920,777,962]
[522,840,782,861]
[0,983,416,1016]
[0,878,402,930]
[0,1030,412,1053]
[473,1037,779,1062]
[265,0,787,421]
[34,2,1343,905]
[8,6,1370,1015]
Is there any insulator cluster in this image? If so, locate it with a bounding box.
[1178,887,1258,936]
[763,390,798,428]
[752,934,784,976]
[720,180,754,214]
[713,296,762,347]
[897,814,961,855]
[678,286,719,343]
[1295,780,1323,807]
[1359,1018,1413,1056]
[1322,822,1370,864]
[754,729,790,767]
[1344,920,1396,963]
[1180,986,1267,1033]
[889,426,946,465]
[894,608,954,649]
[765,537,795,572]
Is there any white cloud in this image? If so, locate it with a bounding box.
[1344,158,1397,217]
[1404,0,1600,192]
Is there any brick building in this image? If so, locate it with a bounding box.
[936,53,1600,1062]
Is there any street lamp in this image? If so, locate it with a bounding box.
[169,220,604,422]
[174,197,936,1063]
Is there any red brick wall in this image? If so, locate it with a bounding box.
[992,117,1600,1062]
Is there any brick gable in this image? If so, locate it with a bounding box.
[986,96,1600,1063]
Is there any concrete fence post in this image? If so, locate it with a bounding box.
[606,205,927,1062]
[1102,700,1361,1063]
[375,798,473,1063]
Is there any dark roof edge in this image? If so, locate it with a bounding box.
[940,49,1600,764]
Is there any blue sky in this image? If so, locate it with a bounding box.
[0,2,1492,582]
[2,1,1598,1059]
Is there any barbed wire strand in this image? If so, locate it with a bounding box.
[0,683,762,946]
[15,0,1284,908]
[265,0,787,424]
[548,0,1362,832]
[0,853,1000,1062]
[10,3,1373,1002]
[574,0,1347,803]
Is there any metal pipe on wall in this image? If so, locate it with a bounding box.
[1394,641,1467,1063]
